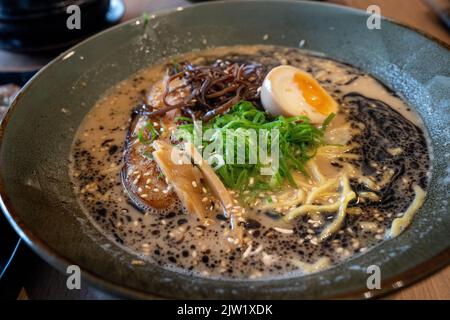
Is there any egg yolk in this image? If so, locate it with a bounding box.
[293,72,334,115]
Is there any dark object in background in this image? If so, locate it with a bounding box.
[0,83,19,118]
[425,0,450,30]
[0,0,124,53]
[0,71,33,300]
[0,202,21,299]
[0,209,20,281]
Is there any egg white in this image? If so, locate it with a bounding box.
[261,65,336,123]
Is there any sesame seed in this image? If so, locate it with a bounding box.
[352,240,360,249]
[131,260,145,266]
[273,227,294,234]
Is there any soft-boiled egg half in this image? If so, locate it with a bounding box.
[260,65,338,123]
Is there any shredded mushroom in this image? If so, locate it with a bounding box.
[146,60,265,121]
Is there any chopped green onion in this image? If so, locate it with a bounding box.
[175,101,334,191]
[138,122,159,145]
[174,116,193,123]
[143,150,154,160]
[142,12,150,29]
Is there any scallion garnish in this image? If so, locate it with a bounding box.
[176,101,334,191]
[138,122,159,145]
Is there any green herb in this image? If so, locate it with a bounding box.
[176,101,334,191]
[267,196,273,203]
[321,112,335,131]
[143,150,154,160]
[169,60,182,74]
[142,12,150,29]
[138,122,159,145]
[174,116,193,123]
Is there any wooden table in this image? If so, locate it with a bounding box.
[8,0,450,300]
[331,0,450,44]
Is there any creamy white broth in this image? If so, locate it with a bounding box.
[69,45,430,279]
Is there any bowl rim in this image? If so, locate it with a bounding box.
[0,0,449,299]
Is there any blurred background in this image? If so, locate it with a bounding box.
[0,0,449,300]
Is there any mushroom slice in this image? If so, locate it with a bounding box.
[121,112,178,213]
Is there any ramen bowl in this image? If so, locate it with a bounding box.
[0,0,449,299]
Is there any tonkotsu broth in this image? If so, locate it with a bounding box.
[69,46,430,279]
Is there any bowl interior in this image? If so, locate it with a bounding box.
[0,1,449,299]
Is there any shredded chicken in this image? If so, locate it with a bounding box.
[183,142,234,209]
[182,142,245,246]
[152,140,206,220]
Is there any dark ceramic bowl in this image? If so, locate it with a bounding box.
[0,0,449,299]
[0,0,125,53]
